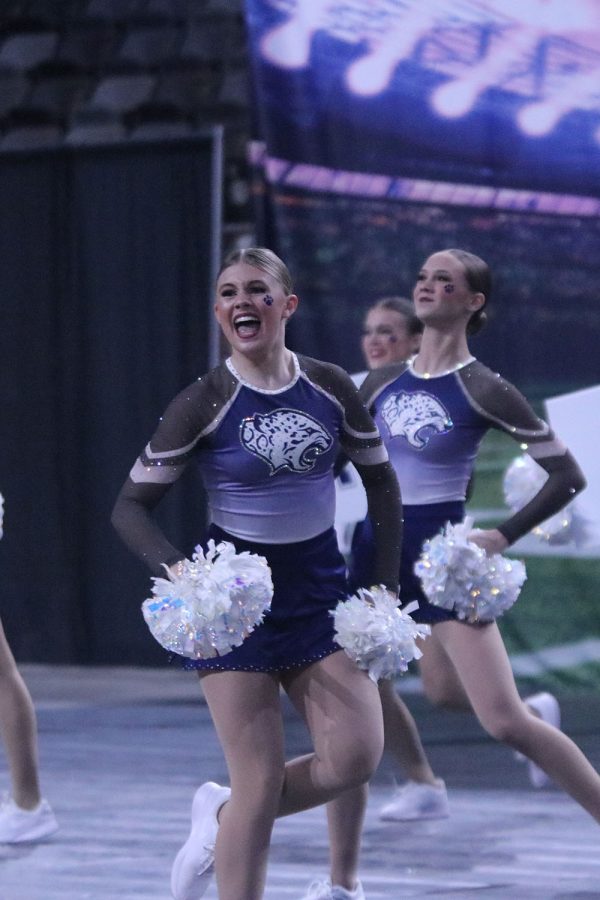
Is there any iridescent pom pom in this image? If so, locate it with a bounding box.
[142,540,273,659]
[332,585,430,682]
[0,492,3,539]
[414,517,526,623]
[503,454,575,544]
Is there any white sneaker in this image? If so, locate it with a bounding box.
[379,779,449,821]
[301,878,365,899]
[0,796,58,843]
[516,692,561,789]
[170,781,231,900]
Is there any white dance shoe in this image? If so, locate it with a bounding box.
[170,781,230,900]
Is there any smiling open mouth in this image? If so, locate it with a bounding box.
[234,315,261,337]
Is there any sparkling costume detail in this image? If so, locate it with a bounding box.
[113,353,401,670]
[351,359,585,623]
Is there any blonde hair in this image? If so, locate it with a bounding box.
[218,247,293,294]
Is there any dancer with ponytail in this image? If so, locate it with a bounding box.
[112,248,402,900]
[303,249,597,900]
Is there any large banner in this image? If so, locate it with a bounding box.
[249,0,599,194]
[245,0,600,392]
[245,0,600,688]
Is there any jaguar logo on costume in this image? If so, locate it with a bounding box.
[381,390,453,449]
[240,408,333,474]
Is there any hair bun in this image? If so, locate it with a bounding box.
[467,309,487,335]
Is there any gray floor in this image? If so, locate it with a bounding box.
[1,665,600,900]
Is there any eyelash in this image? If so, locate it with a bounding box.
[362,328,393,336]
[220,285,267,298]
[416,274,451,283]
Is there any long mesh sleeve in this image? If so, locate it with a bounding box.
[354,458,402,594]
[458,363,587,545]
[497,451,586,545]
[111,379,210,573]
[111,480,186,575]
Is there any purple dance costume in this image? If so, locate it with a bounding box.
[351,357,585,624]
[112,353,399,671]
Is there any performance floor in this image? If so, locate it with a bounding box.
[1,665,599,900]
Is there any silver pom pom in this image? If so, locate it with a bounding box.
[142,540,273,659]
[503,454,575,544]
[414,517,527,624]
[332,585,430,682]
[0,492,3,539]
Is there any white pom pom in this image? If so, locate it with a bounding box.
[503,454,575,544]
[0,492,3,539]
[332,585,430,682]
[414,517,526,623]
[142,540,273,659]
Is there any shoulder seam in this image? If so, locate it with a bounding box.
[455,367,550,438]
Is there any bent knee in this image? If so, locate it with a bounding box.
[422,678,464,710]
[326,740,382,791]
[350,745,381,785]
[478,711,529,746]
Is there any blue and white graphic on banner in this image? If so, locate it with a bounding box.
[246,0,600,196]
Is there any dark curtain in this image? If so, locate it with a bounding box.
[0,136,219,664]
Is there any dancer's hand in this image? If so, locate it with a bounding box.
[468,527,509,555]
[167,559,186,579]
[370,585,400,605]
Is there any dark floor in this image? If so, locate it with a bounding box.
[1,665,599,899]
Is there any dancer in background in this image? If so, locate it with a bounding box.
[351,290,554,823]
[339,298,451,824]
[360,296,422,375]
[358,297,448,822]
[112,248,402,900]
[303,248,598,900]
[0,495,58,844]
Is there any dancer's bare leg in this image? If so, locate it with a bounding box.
[425,620,600,823]
[419,626,551,723]
[201,670,285,900]
[280,650,383,893]
[324,782,368,890]
[378,677,439,783]
[321,660,441,888]
[280,649,384,814]
[418,630,471,710]
[201,652,383,899]
[0,619,41,809]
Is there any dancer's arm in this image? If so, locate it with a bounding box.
[459,362,586,546]
[111,380,209,573]
[327,364,402,594]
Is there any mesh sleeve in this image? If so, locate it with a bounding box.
[354,458,402,594]
[111,380,209,573]
[458,363,587,545]
[497,450,586,546]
